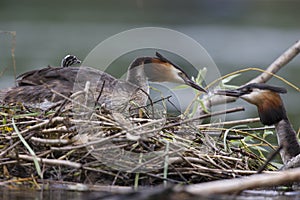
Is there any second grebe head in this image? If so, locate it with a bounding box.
[127,52,207,93]
[215,83,288,125]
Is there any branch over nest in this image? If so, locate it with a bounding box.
[203,40,300,109]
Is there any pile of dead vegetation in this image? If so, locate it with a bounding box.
[0,101,278,190]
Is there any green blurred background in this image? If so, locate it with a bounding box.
[0,0,299,128]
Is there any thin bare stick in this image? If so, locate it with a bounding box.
[30,137,70,145]
[10,116,66,136]
[94,80,105,107]
[164,107,245,129]
[0,31,16,81]
[10,31,17,82]
[257,145,282,173]
[197,117,260,128]
[16,154,82,168]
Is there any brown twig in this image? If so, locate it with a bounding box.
[15,154,82,168]
[164,107,245,128]
[30,137,71,145]
[197,117,260,128]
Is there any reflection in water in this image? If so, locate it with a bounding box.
[1,189,300,200]
[0,190,84,200]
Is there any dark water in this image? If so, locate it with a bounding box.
[0,190,84,200]
[1,189,300,200]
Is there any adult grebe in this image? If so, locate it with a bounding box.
[216,83,300,164]
[1,52,206,113]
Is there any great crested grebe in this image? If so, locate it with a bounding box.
[0,52,206,113]
[215,83,300,164]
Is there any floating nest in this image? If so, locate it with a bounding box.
[0,99,277,190]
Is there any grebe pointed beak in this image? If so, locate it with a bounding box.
[182,76,207,93]
[155,52,207,93]
[215,88,245,97]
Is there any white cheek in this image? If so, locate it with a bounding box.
[241,91,261,103]
[174,76,185,84]
[171,69,185,84]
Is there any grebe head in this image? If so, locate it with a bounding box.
[215,83,288,125]
[61,55,81,67]
[127,52,207,93]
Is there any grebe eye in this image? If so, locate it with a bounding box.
[178,72,184,77]
[241,87,252,93]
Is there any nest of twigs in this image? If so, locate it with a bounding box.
[0,99,277,190]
